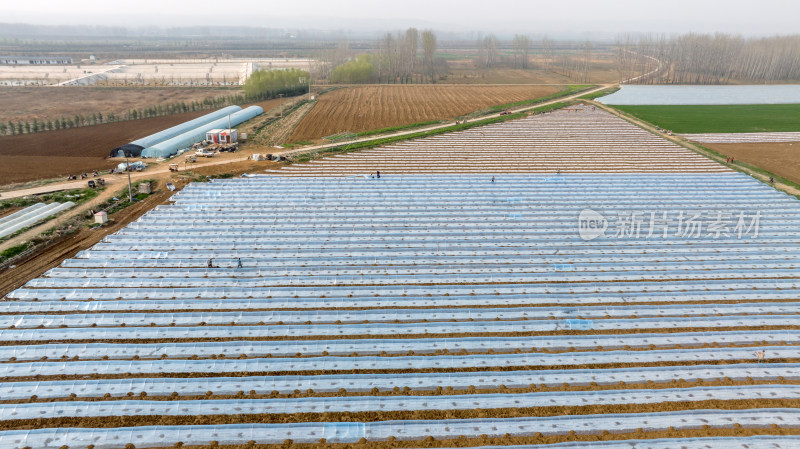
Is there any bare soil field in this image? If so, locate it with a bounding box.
[445,62,618,85]
[287,85,561,142]
[0,86,233,123]
[0,98,284,186]
[704,141,800,185]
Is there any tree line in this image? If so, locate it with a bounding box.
[1,69,314,137]
[243,68,309,99]
[1,94,247,137]
[326,28,441,84]
[617,33,800,84]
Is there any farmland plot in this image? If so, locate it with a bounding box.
[286,84,561,142]
[3,169,800,448]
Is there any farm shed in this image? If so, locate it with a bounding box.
[110,106,242,158]
[141,106,263,159]
[205,129,238,144]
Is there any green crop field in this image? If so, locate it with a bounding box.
[612,104,800,133]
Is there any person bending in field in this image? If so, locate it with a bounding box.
[207,258,214,269]
[754,349,766,363]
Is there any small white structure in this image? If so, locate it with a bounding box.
[94,211,108,224]
[205,129,238,144]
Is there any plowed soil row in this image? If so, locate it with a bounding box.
[9,379,798,405]
[287,85,561,143]
[4,399,799,430]
[9,357,797,383]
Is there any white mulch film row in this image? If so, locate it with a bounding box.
[683,132,800,143]
[0,330,794,361]
[2,385,800,420]
[2,346,798,378]
[2,109,800,449]
[0,201,74,239]
[2,302,799,328]
[1,364,796,400]
[1,410,799,448]
[2,316,799,341]
[4,290,800,312]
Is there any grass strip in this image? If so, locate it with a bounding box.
[612,104,800,134]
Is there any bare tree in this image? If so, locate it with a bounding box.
[406,27,419,74]
[421,30,437,83]
[541,35,554,72]
[617,32,800,85]
[512,35,532,69]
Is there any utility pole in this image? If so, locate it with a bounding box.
[124,156,133,202]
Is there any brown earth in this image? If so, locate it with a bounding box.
[704,142,800,185]
[287,85,561,142]
[4,398,799,430]
[0,98,284,186]
[442,53,619,85]
[0,86,233,124]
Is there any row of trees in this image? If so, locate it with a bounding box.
[475,34,592,82]
[617,33,800,84]
[1,94,246,137]
[242,68,309,99]
[325,28,440,84]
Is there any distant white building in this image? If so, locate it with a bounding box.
[0,56,73,65]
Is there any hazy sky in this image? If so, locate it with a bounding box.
[7,0,800,36]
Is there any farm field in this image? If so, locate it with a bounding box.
[0,86,233,124]
[612,104,800,134]
[0,98,284,186]
[705,141,800,185]
[271,107,728,176]
[286,84,562,142]
[444,58,619,85]
[3,169,800,447]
